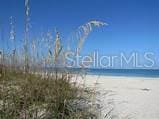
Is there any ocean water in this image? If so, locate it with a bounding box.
[85,69,159,78]
[46,68,159,78]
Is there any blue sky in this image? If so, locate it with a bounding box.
[0,0,159,68]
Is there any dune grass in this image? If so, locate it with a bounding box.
[0,0,108,118]
[0,67,99,119]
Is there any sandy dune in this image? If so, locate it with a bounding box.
[77,75,159,119]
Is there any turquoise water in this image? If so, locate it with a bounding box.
[86,69,159,78]
[47,68,159,78]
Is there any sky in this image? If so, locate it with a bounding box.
[0,0,159,68]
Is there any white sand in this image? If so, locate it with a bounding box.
[77,75,159,119]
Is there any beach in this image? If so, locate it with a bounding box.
[77,75,159,119]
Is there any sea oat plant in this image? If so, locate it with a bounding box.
[0,0,110,118]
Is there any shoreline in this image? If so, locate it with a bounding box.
[86,74,159,80]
